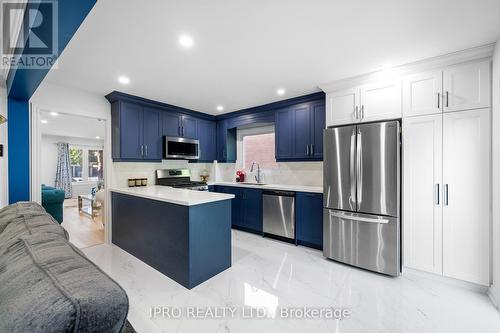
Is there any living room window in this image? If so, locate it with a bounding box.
[70,146,104,183]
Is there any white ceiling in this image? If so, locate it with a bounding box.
[40,111,105,139]
[42,0,500,115]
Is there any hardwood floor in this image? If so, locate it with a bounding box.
[61,199,104,249]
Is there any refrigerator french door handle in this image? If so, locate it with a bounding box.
[356,129,363,210]
[445,184,449,206]
[349,130,356,209]
[435,183,440,205]
[329,211,389,224]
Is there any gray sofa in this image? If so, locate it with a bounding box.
[0,202,129,332]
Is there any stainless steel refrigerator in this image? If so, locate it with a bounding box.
[323,121,401,276]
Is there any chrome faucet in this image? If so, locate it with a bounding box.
[250,161,261,183]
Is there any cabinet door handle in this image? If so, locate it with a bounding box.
[306,144,309,156]
[437,92,440,109]
[445,184,449,206]
[178,126,182,136]
[361,105,365,119]
[354,106,359,120]
[145,145,148,156]
[310,144,314,156]
[445,91,449,108]
[435,183,440,205]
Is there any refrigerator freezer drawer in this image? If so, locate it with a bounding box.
[323,209,400,276]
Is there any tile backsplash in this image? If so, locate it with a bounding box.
[112,160,322,188]
[112,160,215,188]
[216,161,323,186]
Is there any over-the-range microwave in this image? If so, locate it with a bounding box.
[163,136,199,160]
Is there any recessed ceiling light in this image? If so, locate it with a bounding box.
[95,136,100,139]
[49,111,58,117]
[118,76,130,85]
[40,119,48,124]
[277,88,286,96]
[178,34,194,48]
[216,105,224,112]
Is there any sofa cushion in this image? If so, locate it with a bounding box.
[0,202,48,234]
[0,233,129,332]
[0,213,68,253]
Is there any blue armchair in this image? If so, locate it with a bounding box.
[41,185,65,223]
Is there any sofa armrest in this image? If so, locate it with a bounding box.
[42,189,66,204]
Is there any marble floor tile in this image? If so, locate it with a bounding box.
[83,230,500,333]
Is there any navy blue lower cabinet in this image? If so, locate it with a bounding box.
[214,186,262,234]
[296,192,323,250]
[215,186,242,228]
[208,185,215,192]
[240,188,263,234]
[111,192,231,289]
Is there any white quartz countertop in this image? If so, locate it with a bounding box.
[110,186,235,206]
[209,182,323,194]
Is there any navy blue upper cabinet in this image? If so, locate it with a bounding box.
[142,108,162,160]
[275,109,293,159]
[181,115,197,139]
[197,119,216,161]
[275,99,325,161]
[296,192,323,249]
[116,102,143,160]
[111,101,162,161]
[311,101,326,159]
[216,120,236,163]
[162,112,198,139]
[216,120,227,161]
[162,112,181,137]
[292,104,312,158]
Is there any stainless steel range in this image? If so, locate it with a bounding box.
[155,169,208,191]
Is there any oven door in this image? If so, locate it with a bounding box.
[164,137,199,159]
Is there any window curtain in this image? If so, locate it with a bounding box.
[55,142,72,198]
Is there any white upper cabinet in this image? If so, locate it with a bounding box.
[326,81,401,126]
[442,60,491,113]
[403,114,443,274]
[442,109,490,286]
[360,80,402,122]
[403,71,443,117]
[326,87,359,126]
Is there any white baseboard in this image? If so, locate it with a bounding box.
[403,267,489,294]
[488,285,499,309]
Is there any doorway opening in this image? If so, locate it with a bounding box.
[38,110,106,248]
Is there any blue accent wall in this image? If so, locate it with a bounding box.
[6,0,97,203]
[7,99,30,203]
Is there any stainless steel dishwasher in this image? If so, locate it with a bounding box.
[263,190,295,240]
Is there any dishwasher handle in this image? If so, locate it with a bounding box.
[262,190,295,197]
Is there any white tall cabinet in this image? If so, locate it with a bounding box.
[442,109,490,285]
[403,114,443,275]
[322,50,493,286]
[403,109,490,285]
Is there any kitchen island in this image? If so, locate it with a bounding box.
[110,186,234,289]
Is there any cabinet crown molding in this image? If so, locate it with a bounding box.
[319,43,495,93]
